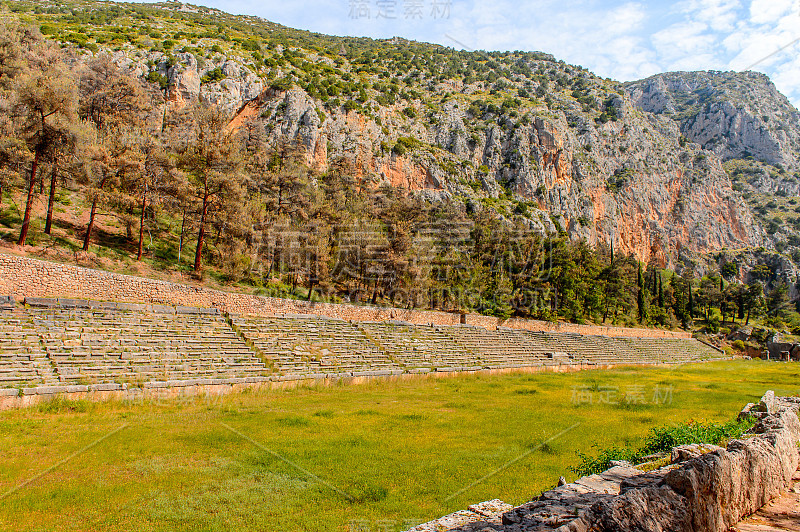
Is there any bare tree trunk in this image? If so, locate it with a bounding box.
[307,279,315,301]
[44,166,58,235]
[194,194,208,272]
[83,198,98,251]
[178,207,186,264]
[137,192,146,261]
[17,152,39,246]
[371,278,379,305]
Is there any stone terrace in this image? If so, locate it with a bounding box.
[0,297,723,393]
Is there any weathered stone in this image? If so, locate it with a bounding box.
[610,460,634,468]
[739,403,758,421]
[468,500,513,517]
[579,485,692,532]
[756,390,777,414]
[24,297,59,307]
[670,443,725,464]
[665,408,800,532]
[57,298,90,309]
[89,383,121,391]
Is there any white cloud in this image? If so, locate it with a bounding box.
[675,0,742,31]
[748,0,795,25]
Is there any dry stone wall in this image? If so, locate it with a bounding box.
[0,253,690,339]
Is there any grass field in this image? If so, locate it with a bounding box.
[0,360,797,532]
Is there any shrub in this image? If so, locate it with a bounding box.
[146,71,169,90]
[201,67,225,84]
[342,100,360,113]
[270,76,293,91]
[571,417,755,476]
[241,39,260,52]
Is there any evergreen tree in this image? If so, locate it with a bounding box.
[637,262,646,322]
[179,105,244,271]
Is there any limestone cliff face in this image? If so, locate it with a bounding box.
[626,71,800,172]
[230,83,764,266]
[108,51,769,267]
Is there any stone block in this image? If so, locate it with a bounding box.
[116,302,149,312]
[24,297,59,307]
[756,390,776,414]
[89,383,122,391]
[57,298,90,309]
[738,403,757,421]
[90,301,119,310]
[671,443,725,464]
[35,386,70,395]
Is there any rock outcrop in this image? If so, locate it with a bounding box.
[92,45,770,267]
[45,0,800,271]
[626,71,800,172]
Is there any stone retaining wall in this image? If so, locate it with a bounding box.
[410,391,800,532]
[0,252,690,339]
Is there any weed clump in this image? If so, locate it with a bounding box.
[571,416,755,476]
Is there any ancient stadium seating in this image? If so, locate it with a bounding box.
[0,299,723,389]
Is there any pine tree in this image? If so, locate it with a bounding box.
[14,59,78,245]
[637,262,646,322]
[179,105,244,272]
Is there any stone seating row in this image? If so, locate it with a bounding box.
[0,308,268,385]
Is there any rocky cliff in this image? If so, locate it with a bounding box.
[26,1,799,269]
[137,48,765,266]
[626,71,800,172]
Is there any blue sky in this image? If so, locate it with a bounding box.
[135,0,800,106]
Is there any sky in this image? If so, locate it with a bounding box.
[132,0,800,106]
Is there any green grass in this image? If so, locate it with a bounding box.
[0,360,797,532]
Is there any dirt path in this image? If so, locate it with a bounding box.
[732,469,800,532]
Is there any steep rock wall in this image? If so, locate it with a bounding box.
[103,49,767,267]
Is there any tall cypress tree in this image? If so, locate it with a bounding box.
[658,273,664,308]
[637,262,646,322]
